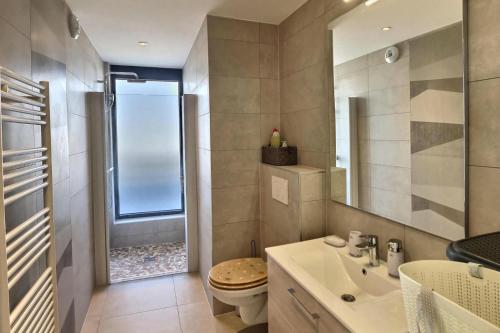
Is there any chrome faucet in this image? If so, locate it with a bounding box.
[356,235,380,267]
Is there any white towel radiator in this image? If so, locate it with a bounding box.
[0,67,60,333]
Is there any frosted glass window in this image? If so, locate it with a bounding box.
[115,79,182,216]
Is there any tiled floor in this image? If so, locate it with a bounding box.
[110,242,187,283]
[81,273,249,333]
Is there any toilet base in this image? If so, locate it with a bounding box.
[238,292,268,325]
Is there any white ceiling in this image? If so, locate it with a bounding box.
[329,0,462,65]
[65,0,307,68]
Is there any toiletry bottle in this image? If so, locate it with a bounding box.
[270,128,280,148]
[348,231,363,257]
[387,239,403,278]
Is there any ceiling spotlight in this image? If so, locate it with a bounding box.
[138,41,148,47]
[365,0,380,6]
[382,26,392,31]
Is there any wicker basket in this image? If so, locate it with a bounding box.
[261,146,297,166]
[399,260,500,333]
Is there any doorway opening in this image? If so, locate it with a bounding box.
[108,66,187,283]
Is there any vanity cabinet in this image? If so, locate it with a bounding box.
[268,258,349,333]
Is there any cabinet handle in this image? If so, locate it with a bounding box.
[287,288,320,328]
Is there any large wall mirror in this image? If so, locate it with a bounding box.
[329,0,466,240]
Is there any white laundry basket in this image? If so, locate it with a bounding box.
[399,260,500,333]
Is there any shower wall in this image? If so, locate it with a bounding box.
[0,0,103,332]
[109,217,185,248]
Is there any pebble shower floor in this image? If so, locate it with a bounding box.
[109,241,187,283]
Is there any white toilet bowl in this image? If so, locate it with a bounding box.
[208,257,268,325]
[209,281,268,325]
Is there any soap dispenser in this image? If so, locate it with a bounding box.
[387,239,403,278]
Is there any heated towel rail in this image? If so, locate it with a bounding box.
[0,67,60,333]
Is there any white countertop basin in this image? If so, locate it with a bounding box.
[266,238,409,333]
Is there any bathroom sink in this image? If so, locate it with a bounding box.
[291,245,398,299]
[266,238,408,333]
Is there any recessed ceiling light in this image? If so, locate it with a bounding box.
[382,26,392,31]
[138,41,148,47]
[365,0,379,6]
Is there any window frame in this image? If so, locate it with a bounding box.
[110,65,184,219]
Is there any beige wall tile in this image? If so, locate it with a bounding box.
[68,113,89,155]
[70,151,90,196]
[211,150,260,188]
[368,56,409,91]
[210,76,260,114]
[0,0,30,37]
[210,113,260,150]
[404,227,449,261]
[260,43,279,79]
[469,166,500,236]
[280,19,325,77]
[209,39,259,78]
[281,62,327,113]
[58,265,75,331]
[468,0,500,81]
[333,69,368,98]
[213,220,260,263]
[301,173,325,201]
[196,20,209,85]
[371,165,411,195]
[183,52,197,94]
[51,125,71,184]
[334,55,368,78]
[371,188,411,224]
[279,0,325,42]
[301,200,325,239]
[197,113,211,150]
[212,185,259,225]
[368,113,410,141]
[260,23,278,45]
[195,77,210,117]
[70,185,94,330]
[368,140,410,168]
[197,148,212,189]
[207,15,259,42]
[358,163,371,188]
[65,31,87,82]
[197,182,213,277]
[367,85,410,116]
[297,151,329,170]
[67,71,87,116]
[261,79,280,114]
[31,0,69,64]
[0,18,31,77]
[469,78,500,168]
[281,108,329,153]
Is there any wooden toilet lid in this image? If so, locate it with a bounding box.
[209,278,267,290]
[209,258,267,286]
